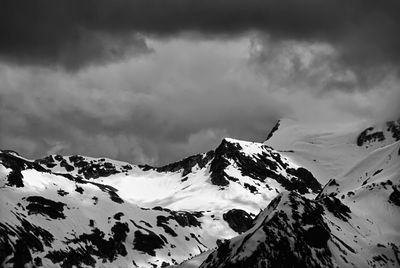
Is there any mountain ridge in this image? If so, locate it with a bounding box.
[1,119,399,268]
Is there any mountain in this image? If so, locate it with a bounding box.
[265,118,400,183]
[198,119,400,268]
[0,137,321,267]
[1,119,399,267]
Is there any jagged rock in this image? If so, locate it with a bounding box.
[357,127,385,146]
[222,209,253,234]
[0,151,47,187]
[386,120,400,141]
[25,196,66,219]
[209,139,321,194]
[200,193,333,268]
[155,151,215,177]
[265,120,280,141]
[389,185,400,206]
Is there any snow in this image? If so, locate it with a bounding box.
[196,119,400,268]
[265,118,395,184]
[2,118,399,268]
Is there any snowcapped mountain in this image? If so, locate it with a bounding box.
[0,137,320,267]
[198,119,400,268]
[265,118,400,184]
[1,119,399,267]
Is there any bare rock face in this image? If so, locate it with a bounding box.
[151,151,215,177]
[265,120,281,141]
[201,192,333,268]
[222,209,253,234]
[0,151,47,187]
[209,139,321,194]
[357,127,385,146]
[357,119,400,147]
[386,120,400,141]
[389,185,400,206]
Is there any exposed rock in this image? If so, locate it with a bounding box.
[57,189,69,196]
[68,155,120,179]
[222,209,253,234]
[47,223,129,266]
[153,151,214,177]
[35,155,57,168]
[386,120,400,141]
[389,185,400,206]
[320,196,352,221]
[200,193,333,268]
[209,139,321,193]
[133,230,165,257]
[265,120,280,141]
[357,127,385,146]
[25,196,66,220]
[0,151,47,187]
[286,167,321,194]
[60,159,74,171]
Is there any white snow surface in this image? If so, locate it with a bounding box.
[1,137,316,267]
[2,118,399,268]
[197,119,400,268]
[265,118,399,184]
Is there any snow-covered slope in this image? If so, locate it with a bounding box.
[0,138,320,268]
[0,152,218,268]
[264,118,400,184]
[197,121,400,268]
[2,119,398,268]
[34,138,321,214]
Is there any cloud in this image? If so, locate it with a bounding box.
[1,0,399,164]
[1,37,399,164]
[0,38,287,164]
[1,0,399,71]
[247,36,361,93]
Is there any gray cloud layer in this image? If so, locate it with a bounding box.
[1,1,400,164]
[0,39,288,164]
[1,0,399,71]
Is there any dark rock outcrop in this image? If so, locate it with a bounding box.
[133,230,165,257]
[209,139,321,194]
[320,196,352,222]
[357,127,385,146]
[46,222,129,266]
[200,192,333,268]
[222,209,253,234]
[265,120,280,141]
[25,196,66,220]
[0,151,47,187]
[386,120,400,141]
[389,185,400,206]
[145,151,215,177]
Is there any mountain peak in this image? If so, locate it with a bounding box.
[2,119,398,268]
[265,119,281,141]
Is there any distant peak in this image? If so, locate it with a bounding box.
[221,137,244,144]
[0,149,21,157]
[265,120,281,141]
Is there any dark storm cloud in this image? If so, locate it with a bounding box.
[0,40,287,164]
[1,0,399,70]
[1,1,400,165]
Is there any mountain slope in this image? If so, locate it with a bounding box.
[198,122,400,268]
[2,119,398,268]
[264,118,400,184]
[34,138,321,214]
[0,138,320,268]
[0,152,215,268]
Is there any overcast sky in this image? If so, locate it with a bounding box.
[1,0,400,165]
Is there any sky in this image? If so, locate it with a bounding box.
[1,0,400,165]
